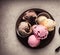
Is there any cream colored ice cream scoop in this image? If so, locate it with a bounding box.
[37,16,56,31]
[17,21,32,37]
[36,12,50,24]
[37,16,47,24]
[42,19,56,31]
[36,12,56,31]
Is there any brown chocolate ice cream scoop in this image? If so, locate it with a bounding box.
[23,10,37,25]
[17,21,32,38]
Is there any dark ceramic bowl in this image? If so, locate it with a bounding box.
[16,8,55,49]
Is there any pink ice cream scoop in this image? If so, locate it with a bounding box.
[32,25,48,40]
[28,35,40,47]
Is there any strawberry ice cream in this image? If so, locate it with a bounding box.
[28,35,40,47]
[32,25,48,40]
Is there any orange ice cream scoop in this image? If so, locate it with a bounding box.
[37,17,56,31]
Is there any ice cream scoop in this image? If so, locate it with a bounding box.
[32,25,48,40]
[36,12,51,24]
[36,16,47,24]
[28,35,40,47]
[38,18,56,31]
[36,12,51,23]
[36,12,56,31]
[23,10,37,25]
[17,21,32,37]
